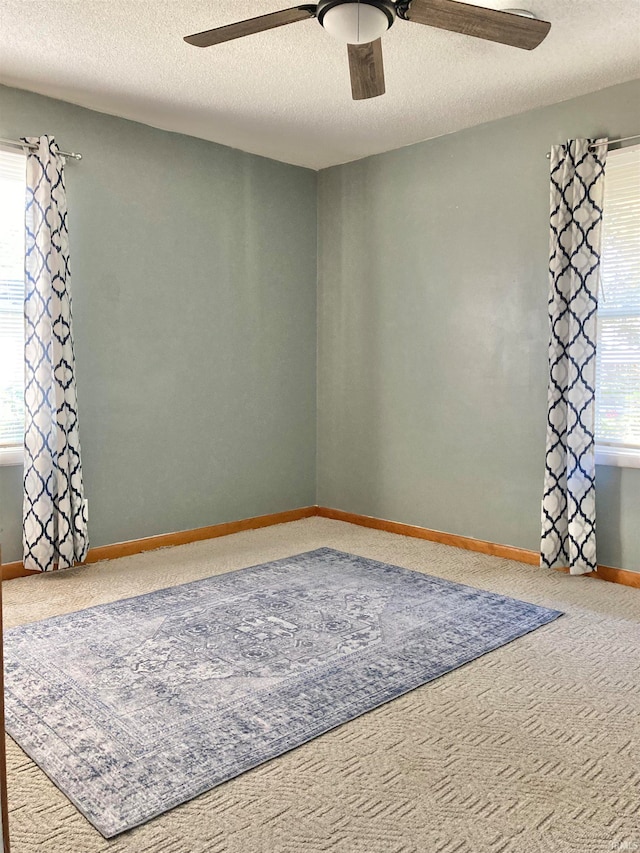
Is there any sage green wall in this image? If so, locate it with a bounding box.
[0,85,317,563]
[317,79,640,572]
[2,80,639,573]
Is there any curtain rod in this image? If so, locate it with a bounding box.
[3,131,639,165]
[0,137,82,161]
[545,133,640,159]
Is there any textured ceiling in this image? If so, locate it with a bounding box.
[0,1,639,170]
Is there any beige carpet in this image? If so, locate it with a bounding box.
[3,517,640,853]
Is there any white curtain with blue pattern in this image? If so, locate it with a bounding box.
[23,136,89,572]
[541,138,607,576]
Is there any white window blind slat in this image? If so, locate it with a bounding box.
[596,143,640,455]
[0,147,26,450]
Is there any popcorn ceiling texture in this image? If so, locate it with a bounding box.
[4,516,640,853]
[0,1,639,169]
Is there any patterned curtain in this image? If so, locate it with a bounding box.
[23,136,89,572]
[541,138,607,576]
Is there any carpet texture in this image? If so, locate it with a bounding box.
[3,547,561,837]
[3,517,640,852]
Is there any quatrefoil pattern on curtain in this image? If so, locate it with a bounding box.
[23,136,89,572]
[541,138,607,576]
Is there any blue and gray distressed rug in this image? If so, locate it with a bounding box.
[3,547,562,837]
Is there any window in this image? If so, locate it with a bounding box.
[595,143,640,468]
[0,147,26,466]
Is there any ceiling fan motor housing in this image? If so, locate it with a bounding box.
[317,0,397,44]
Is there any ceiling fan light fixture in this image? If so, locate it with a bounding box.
[317,0,396,45]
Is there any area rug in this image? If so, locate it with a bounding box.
[3,547,562,838]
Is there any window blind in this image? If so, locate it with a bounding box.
[0,147,26,449]
[595,143,640,451]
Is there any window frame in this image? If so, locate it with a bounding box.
[0,446,23,467]
[0,144,26,467]
[595,445,640,468]
[595,142,640,469]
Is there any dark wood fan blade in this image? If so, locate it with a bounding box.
[348,40,385,100]
[184,6,316,48]
[403,0,550,49]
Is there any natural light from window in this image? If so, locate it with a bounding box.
[0,147,26,465]
[595,143,640,468]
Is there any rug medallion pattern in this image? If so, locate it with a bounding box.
[3,548,562,837]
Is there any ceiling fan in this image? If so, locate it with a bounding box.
[184,0,551,101]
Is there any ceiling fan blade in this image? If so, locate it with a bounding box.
[402,0,551,49]
[348,40,385,100]
[184,6,316,48]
